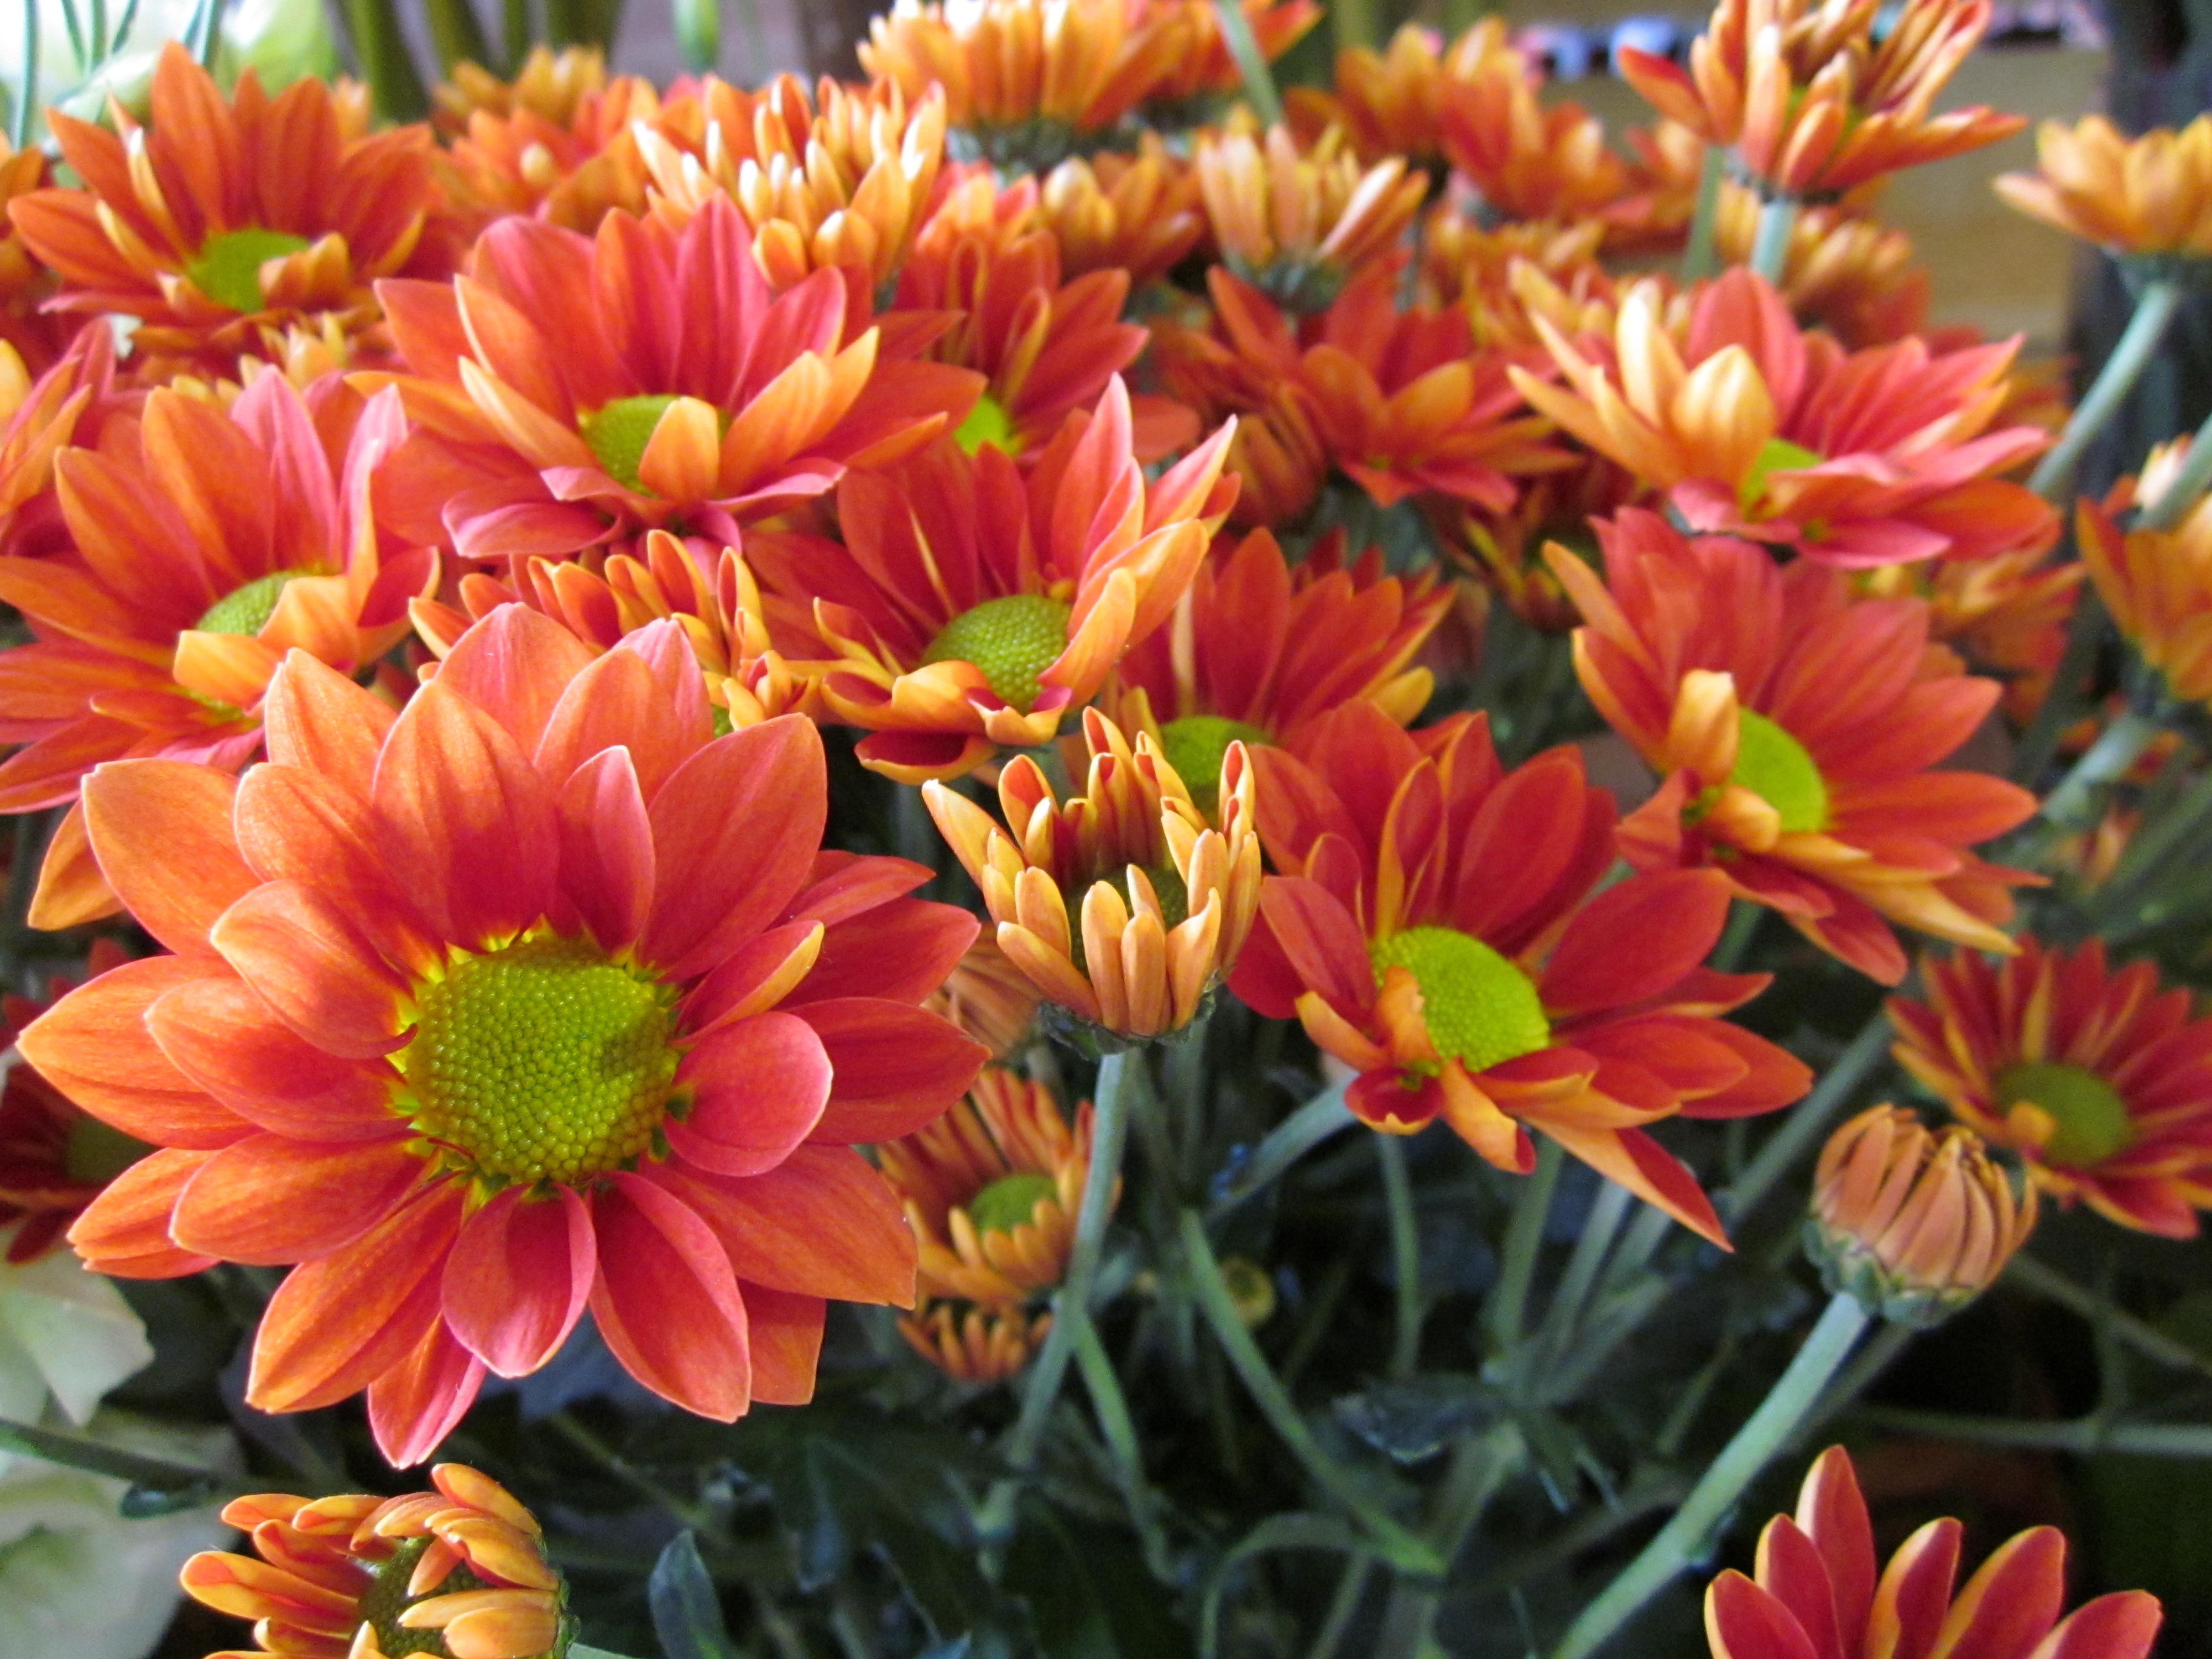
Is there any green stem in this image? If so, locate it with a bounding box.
[1746,195,1797,286]
[1804,1321,1914,1437]
[1855,1406,2212,1457]
[2032,705,2161,841]
[1307,1558,1374,1659]
[2140,401,2212,531]
[2007,1255,2212,1382]
[1723,1014,1892,1222]
[339,0,429,121]
[502,0,529,72]
[11,0,35,151]
[1378,1425,1526,1658]
[2010,591,2109,789]
[1208,1081,1354,1219]
[1542,1179,1632,1352]
[1488,1141,1563,1354]
[1377,1136,1422,1379]
[1551,1293,1871,1659]
[2030,279,2185,502]
[1179,1209,1444,1575]
[1071,1316,1173,1580]
[2092,760,2212,926]
[421,0,492,71]
[546,1412,721,1538]
[979,1051,1134,1543]
[1210,0,1284,127]
[1680,145,1726,284]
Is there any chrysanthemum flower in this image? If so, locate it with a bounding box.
[1856,544,2081,726]
[434,44,613,130]
[1513,269,2055,567]
[25,608,987,1460]
[0,376,432,929]
[1888,938,2212,1237]
[1809,1104,2034,1322]
[1229,698,1810,1243]
[435,50,662,235]
[1287,19,1523,171]
[635,75,947,295]
[0,324,137,561]
[181,1464,568,1659]
[1550,510,2038,985]
[1037,141,1206,286]
[1193,120,1422,313]
[1413,212,1609,342]
[927,708,1262,1043]
[1996,115,2212,262]
[1705,1446,2160,1659]
[902,1299,1046,1384]
[1617,0,2021,199]
[1131,0,1323,114]
[9,45,446,383]
[1103,527,1451,803]
[747,379,1236,781]
[926,935,1044,1060]
[372,195,978,564]
[1436,32,1628,224]
[1713,189,1929,349]
[1427,456,1640,633]
[2076,491,2212,707]
[0,137,75,378]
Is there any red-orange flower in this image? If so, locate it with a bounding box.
[1287,20,1521,170]
[1551,510,2039,985]
[1436,27,1629,223]
[2075,490,2212,707]
[1890,938,2212,1237]
[1514,269,2055,567]
[372,194,978,564]
[1132,0,1323,111]
[1705,1446,2161,1659]
[9,45,446,383]
[435,50,662,235]
[1229,698,1810,1243]
[23,607,987,1462]
[1,136,76,378]
[1037,142,1207,287]
[747,379,1237,781]
[0,375,434,928]
[0,322,138,561]
[1193,120,1425,311]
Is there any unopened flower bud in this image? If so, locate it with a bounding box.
[1807,1105,2037,1326]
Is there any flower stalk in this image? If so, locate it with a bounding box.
[1211,0,1286,126]
[1681,145,1727,281]
[1747,194,1799,284]
[2030,278,2185,500]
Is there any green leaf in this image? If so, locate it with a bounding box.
[1004,1507,1194,1659]
[648,1532,738,1659]
[1332,1375,1498,1465]
[0,1415,229,1505]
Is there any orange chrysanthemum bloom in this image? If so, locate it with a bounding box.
[435,51,662,235]
[0,941,141,1265]
[1514,269,2055,567]
[635,75,947,295]
[1427,455,1641,633]
[1706,1445,2161,1659]
[1,136,76,377]
[1287,20,1523,170]
[181,1465,567,1659]
[434,44,613,130]
[747,380,1236,781]
[1889,938,2212,1237]
[2076,491,2212,706]
[25,609,987,1462]
[1131,0,1323,112]
[926,708,1262,1043]
[1436,30,1629,224]
[1035,140,1206,286]
[1193,119,1425,312]
[373,195,978,564]
[902,1300,1047,1384]
[0,324,138,561]
[1618,0,2021,199]
[1996,115,2212,262]
[1103,526,1451,801]
[1413,212,1609,341]
[0,377,434,930]
[1713,189,1929,348]
[926,935,1044,1059]
[1809,1104,2034,1321]
[1229,699,1811,1244]
[9,45,446,383]
[1551,510,2039,986]
[1858,544,2081,726]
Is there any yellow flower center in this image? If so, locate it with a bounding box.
[921,594,1072,712]
[1731,709,1829,834]
[1995,1061,2138,1167]
[399,933,682,1188]
[185,227,313,314]
[967,1171,1056,1233]
[196,571,306,636]
[1160,714,1267,813]
[356,1535,492,1659]
[1740,435,1823,512]
[578,394,681,493]
[1369,926,1550,1073]
[955,392,1020,457]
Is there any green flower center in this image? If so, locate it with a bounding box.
[579,394,681,493]
[921,594,1072,713]
[1160,714,1267,813]
[1995,1061,2138,1167]
[62,1114,149,1185]
[955,392,1020,456]
[1369,926,1550,1074]
[356,1536,492,1659]
[185,227,312,315]
[1741,435,1823,510]
[195,571,305,636]
[967,1171,1057,1233]
[1732,709,1829,834]
[400,933,682,1188]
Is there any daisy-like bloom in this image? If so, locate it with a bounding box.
[1413,212,1611,348]
[0,376,433,930]
[902,1299,1046,1384]
[1192,120,1424,314]
[1426,456,1641,634]
[1130,0,1323,116]
[0,941,142,1265]
[1856,545,2081,726]
[635,75,947,296]
[1713,189,1929,349]
[1287,20,1526,171]
[2076,492,2212,707]
[25,608,988,1460]
[926,935,1044,1059]
[1889,938,2212,1237]
[1550,510,2039,986]
[1513,269,2056,568]
[9,45,446,383]
[926,708,1262,1044]
[1705,1444,2160,1659]
[435,52,663,236]
[748,379,1237,782]
[1228,698,1811,1243]
[1996,115,2212,263]
[1103,526,1451,806]
[0,137,76,378]
[1037,141,1206,286]
[1808,1104,2035,1323]
[180,1464,568,1659]
[0,323,137,561]
[1616,0,2021,200]
[372,195,979,564]
[433,44,614,131]
[1435,31,1629,225]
